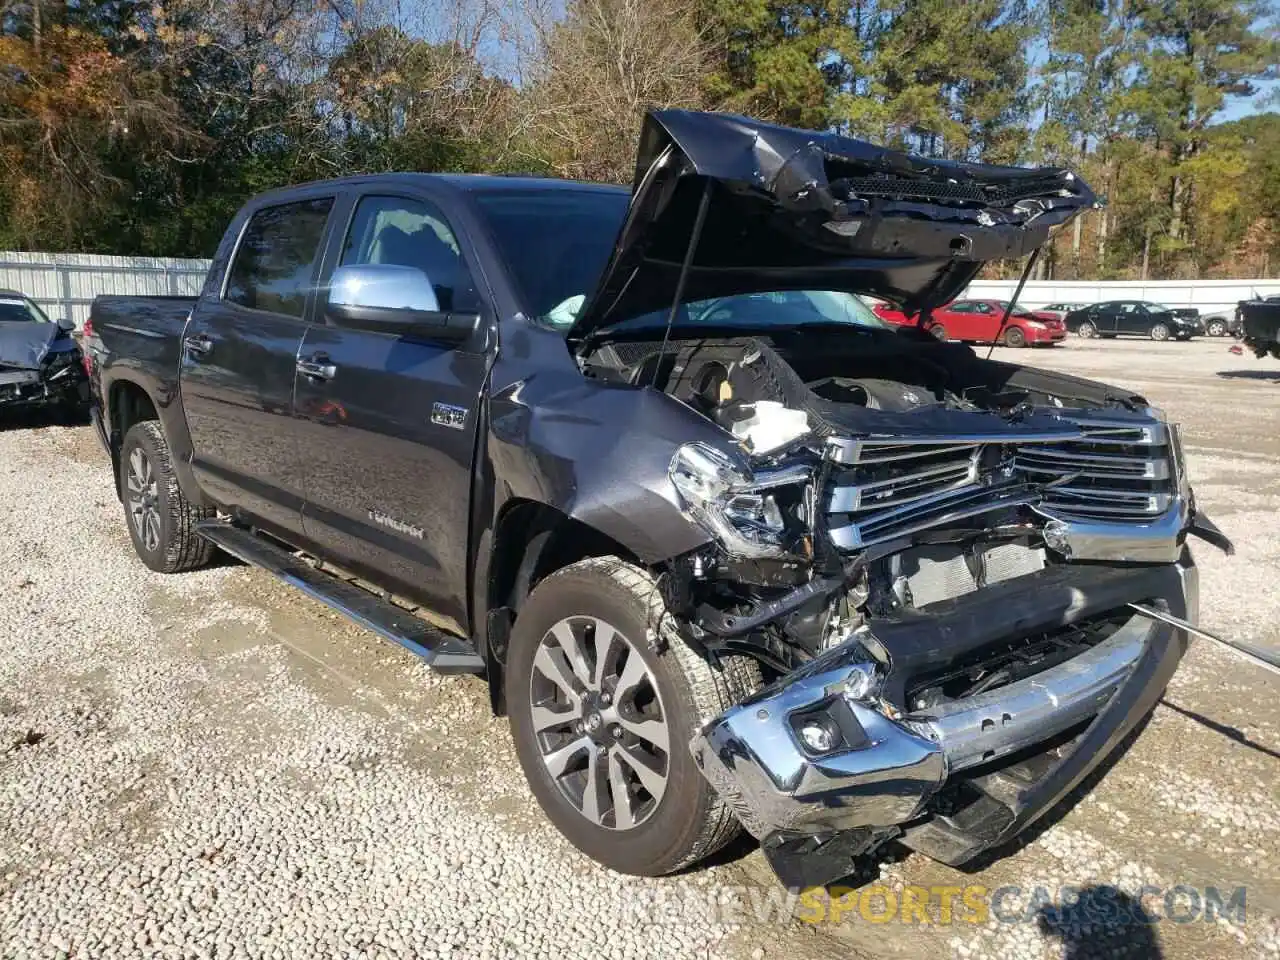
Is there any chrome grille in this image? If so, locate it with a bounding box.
[1014,417,1175,521]
[824,411,1177,552]
[826,440,1032,550]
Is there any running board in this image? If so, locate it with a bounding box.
[196,520,485,675]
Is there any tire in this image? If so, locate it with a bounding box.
[929,324,948,341]
[1077,321,1097,339]
[120,421,216,573]
[1001,327,1027,348]
[506,556,761,876]
[1149,322,1170,341]
[1207,319,1227,337]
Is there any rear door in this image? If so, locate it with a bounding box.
[292,189,494,627]
[1114,301,1144,335]
[180,192,336,539]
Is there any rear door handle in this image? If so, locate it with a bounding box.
[183,334,213,356]
[297,355,337,382]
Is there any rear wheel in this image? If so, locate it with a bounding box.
[1001,327,1027,348]
[1206,319,1227,337]
[1076,321,1097,339]
[1150,322,1171,341]
[506,557,760,876]
[120,421,216,573]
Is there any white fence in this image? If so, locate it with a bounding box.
[965,278,1280,317]
[1,251,1277,326]
[0,252,212,328]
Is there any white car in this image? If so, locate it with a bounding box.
[1036,302,1091,321]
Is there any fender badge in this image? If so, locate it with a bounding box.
[431,402,468,430]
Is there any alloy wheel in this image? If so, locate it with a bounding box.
[528,616,669,830]
[126,447,162,553]
[1150,323,1170,341]
[1077,321,1097,338]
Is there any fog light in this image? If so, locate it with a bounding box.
[797,718,839,753]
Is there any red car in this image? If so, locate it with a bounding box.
[871,298,1067,347]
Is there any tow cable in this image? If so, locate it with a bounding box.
[1128,603,1280,678]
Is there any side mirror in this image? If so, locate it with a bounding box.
[327,264,479,344]
[56,317,75,333]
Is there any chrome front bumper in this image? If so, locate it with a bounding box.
[690,552,1198,843]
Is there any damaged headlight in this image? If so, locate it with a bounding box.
[669,442,801,558]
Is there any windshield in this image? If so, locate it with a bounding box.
[471,187,629,324]
[608,290,889,332]
[991,300,1036,317]
[470,190,890,335]
[0,297,48,323]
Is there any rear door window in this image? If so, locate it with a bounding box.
[225,198,334,318]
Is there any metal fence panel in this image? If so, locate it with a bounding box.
[2,250,1278,327]
[0,252,211,328]
[966,278,1280,317]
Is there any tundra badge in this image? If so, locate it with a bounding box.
[431,402,468,430]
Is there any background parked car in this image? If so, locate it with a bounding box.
[1065,300,1199,341]
[1036,302,1091,322]
[1199,310,1241,337]
[0,289,87,420]
[872,298,1064,347]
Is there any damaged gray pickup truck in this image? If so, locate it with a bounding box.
[87,110,1231,889]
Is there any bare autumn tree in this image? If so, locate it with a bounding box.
[0,5,195,248]
[519,0,716,182]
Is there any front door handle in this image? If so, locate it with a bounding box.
[183,334,213,356]
[297,355,337,382]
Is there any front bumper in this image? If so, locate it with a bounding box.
[691,551,1197,881]
[1026,325,1066,343]
[0,367,87,410]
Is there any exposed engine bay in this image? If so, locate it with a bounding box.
[581,325,1216,887]
[582,326,1166,669]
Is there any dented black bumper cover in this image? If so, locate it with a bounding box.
[690,552,1197,888]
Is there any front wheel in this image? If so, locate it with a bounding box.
[1001,327,1027,348]
[1206,319,1227,337]
[506,557,760,876]
[120,421,216,573]
[1150,322,1171,341]
[1076,321,1097,339]
[929,324,948,341]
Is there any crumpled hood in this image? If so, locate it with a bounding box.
[569,110,1097,343]
[0,322,64,370]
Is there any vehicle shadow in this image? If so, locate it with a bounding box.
[0,404,91,430]
[1037,885,1163,958]
[1158,697,1280,761]
[1216,369,1280,382]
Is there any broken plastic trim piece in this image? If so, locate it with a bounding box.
[1187,511,1234,555]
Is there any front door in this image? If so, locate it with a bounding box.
[293,192,493,626]
[940,301,984,341]
[181,194,335,538]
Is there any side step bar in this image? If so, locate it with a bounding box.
[196,520,485,675]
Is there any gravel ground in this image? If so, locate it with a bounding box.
[1,337,1278,960]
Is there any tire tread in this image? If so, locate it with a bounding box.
[123,421,216,573]
[533,556,762,871]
